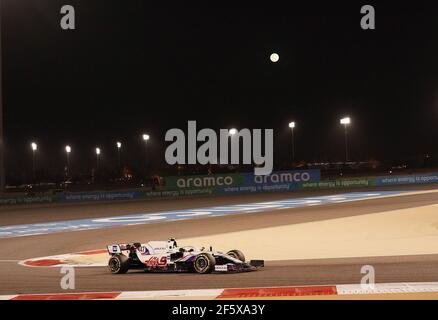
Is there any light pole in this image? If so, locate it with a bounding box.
[340,117,351,162]
[65,145,71,176]
[228,128,238,166]
[142,134,150,178]
[289,122,296,162]
[31,142,37,180]
[95,147,101,170]
[0,6,4,193]
[116,141,122,167]
[142,134,150,173]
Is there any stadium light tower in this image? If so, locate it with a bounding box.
[228,128,237,136]
[289,122,296,162]
[142,134,150,171]
[31,142,37,180]
[95,147,101,170]
[116,141,122,167]
[340,117,351,162]
[65,145,71,176]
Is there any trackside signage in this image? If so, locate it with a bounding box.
[219,169,320,194]
[165,173,244,190]
[249,170,320,185]
[375,172,438,186]
[0,195,56,205]
[1,171,438,206]
[58,191,143,203]
[164,170,321,193]
[300,178,376,190]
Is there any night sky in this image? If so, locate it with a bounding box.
[2,1,438,180]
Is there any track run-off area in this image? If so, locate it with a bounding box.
[0,185,438,299]
[0,190,413,238]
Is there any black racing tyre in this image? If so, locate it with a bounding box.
[108,254,130,274]
[193,253,216,274]
[227,249,245,262]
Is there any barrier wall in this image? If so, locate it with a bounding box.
[164,170,321,195]
[1,171,437,205]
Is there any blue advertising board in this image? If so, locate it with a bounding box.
[243,169,321,186]
[375,172,438,186]
[57,191,143,203]
[217,169,321,194]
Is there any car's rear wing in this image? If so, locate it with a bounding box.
[107,244,131,254]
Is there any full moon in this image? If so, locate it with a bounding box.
[270,53,280,63]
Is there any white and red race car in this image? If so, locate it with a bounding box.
[107,238,264,274]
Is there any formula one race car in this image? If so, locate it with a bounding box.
[107,238,264,274]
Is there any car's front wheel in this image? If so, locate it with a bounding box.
[108,254,130,274]
[227,249,245,262]
[193,253,216,274]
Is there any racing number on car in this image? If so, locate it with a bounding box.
[145,256,167,266]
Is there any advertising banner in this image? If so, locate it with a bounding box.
[0,195,56,205]
[243,169,321,186]
[164,173,244,190]
[58,191,143,203]
[299,177,376,190]
[375,172,438,186]
[164,170,321,194]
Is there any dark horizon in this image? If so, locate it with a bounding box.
[2,1,438,182]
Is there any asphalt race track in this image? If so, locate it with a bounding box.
[1,185,438,295]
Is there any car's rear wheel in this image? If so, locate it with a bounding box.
[108,254,130,274]
[227,249,245,262]
[193,253,215,274]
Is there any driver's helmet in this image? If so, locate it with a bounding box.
[168,238,178,249]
